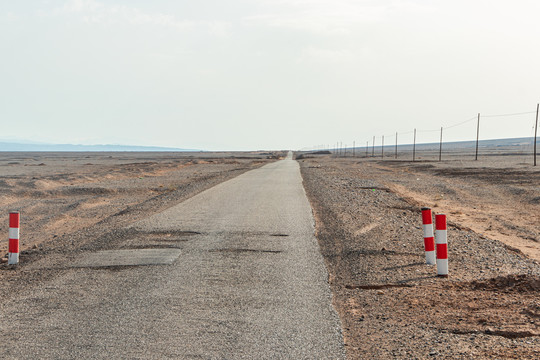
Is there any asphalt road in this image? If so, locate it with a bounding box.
[0,153,345,359]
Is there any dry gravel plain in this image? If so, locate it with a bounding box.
[1,150,539,359]
[298,152,539,359]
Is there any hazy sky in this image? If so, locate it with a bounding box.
[1,0,540,150]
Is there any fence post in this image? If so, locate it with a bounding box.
[372,136,375,157]
[382,135,384,159]
[395,132,398,159]
[439,127,443,162]
[413,128,416,162]
[475,113,480,161]
[353,141,355,157]
[535,104,538,166]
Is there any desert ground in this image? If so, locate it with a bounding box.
[0,149,538,359]
[298,150,539,359]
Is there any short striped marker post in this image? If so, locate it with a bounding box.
[435,214,448,277]
[421,208,435,265]
[8,211,20,265]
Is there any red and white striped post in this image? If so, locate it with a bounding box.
[435,214,448,277]
[8,211,20,265]
[421,207,435,265]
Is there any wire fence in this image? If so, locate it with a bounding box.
[307,104,540,166]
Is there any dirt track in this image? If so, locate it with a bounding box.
[299,155,539,359]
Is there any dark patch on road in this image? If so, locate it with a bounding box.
[120,244,182,250]
[210,248,282,254]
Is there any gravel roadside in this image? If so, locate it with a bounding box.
[299,155,540,359]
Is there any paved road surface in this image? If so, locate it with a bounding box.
[0,153,345,359]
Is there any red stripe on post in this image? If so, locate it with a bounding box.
[435,214,447,230]
[436,243,448,259]
[9,238,19,253]
[9,212,20,228]
[421,208,432,225]
[424,237,435,251]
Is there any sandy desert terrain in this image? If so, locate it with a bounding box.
[299,152,539,359]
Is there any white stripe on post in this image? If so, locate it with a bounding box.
[9,228,19,239]
[8,211,20,265]
[435,214,448,277]
[421,207,435,265]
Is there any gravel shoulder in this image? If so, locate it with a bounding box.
[299,155,540,359]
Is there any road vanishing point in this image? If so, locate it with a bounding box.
[0,152,346,359]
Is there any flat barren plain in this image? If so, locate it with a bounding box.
[1,149,538,359]
[299,151,539,359]
[0,151,282,288]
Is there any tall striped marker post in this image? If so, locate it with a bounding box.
[8,211,20,265]
[421,208,435,265]
[435,214,448,277]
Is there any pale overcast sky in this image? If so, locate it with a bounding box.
[1,0,540,150]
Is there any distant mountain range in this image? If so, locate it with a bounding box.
[0,141,196,152]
